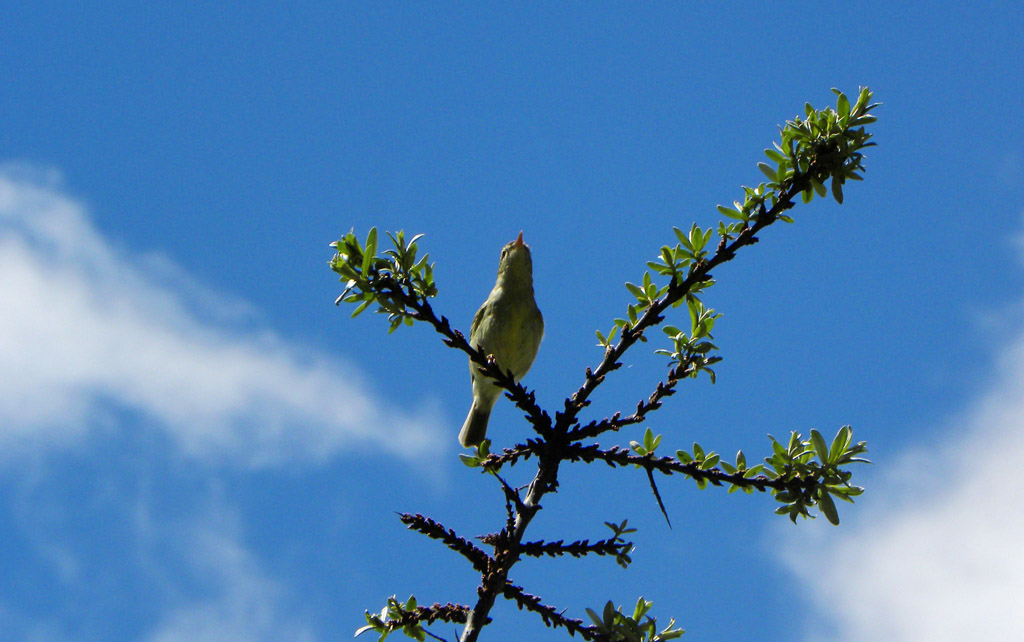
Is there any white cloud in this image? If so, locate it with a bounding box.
[0,165,444,465]
[781,294,1024,639]
[142,495,318,642]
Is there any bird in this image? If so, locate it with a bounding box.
[459,231,544,448]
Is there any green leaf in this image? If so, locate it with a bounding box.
[853,86,870,113]
[647,260,669,275]
[849,115,877,126]
[692,442,705,460]
[351,299,372,318]
[362,227,378,275]
[831,176,844,204]
[660,246,673,264]
[788,431,802,452]
[687,224,704,251]
[810,429,829,462]
[758,162,777,181]
[818,489,840,525]
[717,204,745,220]
[837,92,850,120]
[354,624,380,638]
[829,425,852,464]
[644,428,660,451]
[632,597,650,620]
[603,600,616,625]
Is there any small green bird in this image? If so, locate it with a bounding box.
[459,231,544,448]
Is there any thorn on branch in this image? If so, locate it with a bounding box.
[645,466,672,529]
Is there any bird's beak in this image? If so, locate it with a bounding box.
[515,231,524,247]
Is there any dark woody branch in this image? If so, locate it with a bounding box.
[394,603,471,628]
[480,441,543,471]
[501,582,600,640]
[399,513,492,575]
[518,536,631,559]
[560,443,820,493]
[565,358,701,442]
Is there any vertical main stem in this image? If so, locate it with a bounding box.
[460,452,560,642]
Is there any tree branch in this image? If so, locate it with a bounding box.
[518,537,631,559]
[565,359,697,442]
[501,581,600,640]
[399,513,492,575]
[560,443,822,493]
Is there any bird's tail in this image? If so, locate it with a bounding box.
[459,402,491,448]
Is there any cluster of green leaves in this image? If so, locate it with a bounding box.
[670,425,867,524]
[785,88,877,205]
[457,437,493,469]
[596,226,716,351]
[356,596,427,642]
[628,428,662,458]
[585,598,684,642]
[654,296,721,382]
[330,228,437,332]
[727,86,876,216]
[764,426,868,525]
[645,224,716,282]
[675,441,735,490]
[628,423,869,525]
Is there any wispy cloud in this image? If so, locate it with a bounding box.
[781,279,1024,640]
[0,165,444,465]
[142,494,318,642]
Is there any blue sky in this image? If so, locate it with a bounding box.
[3,3,1024,641]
